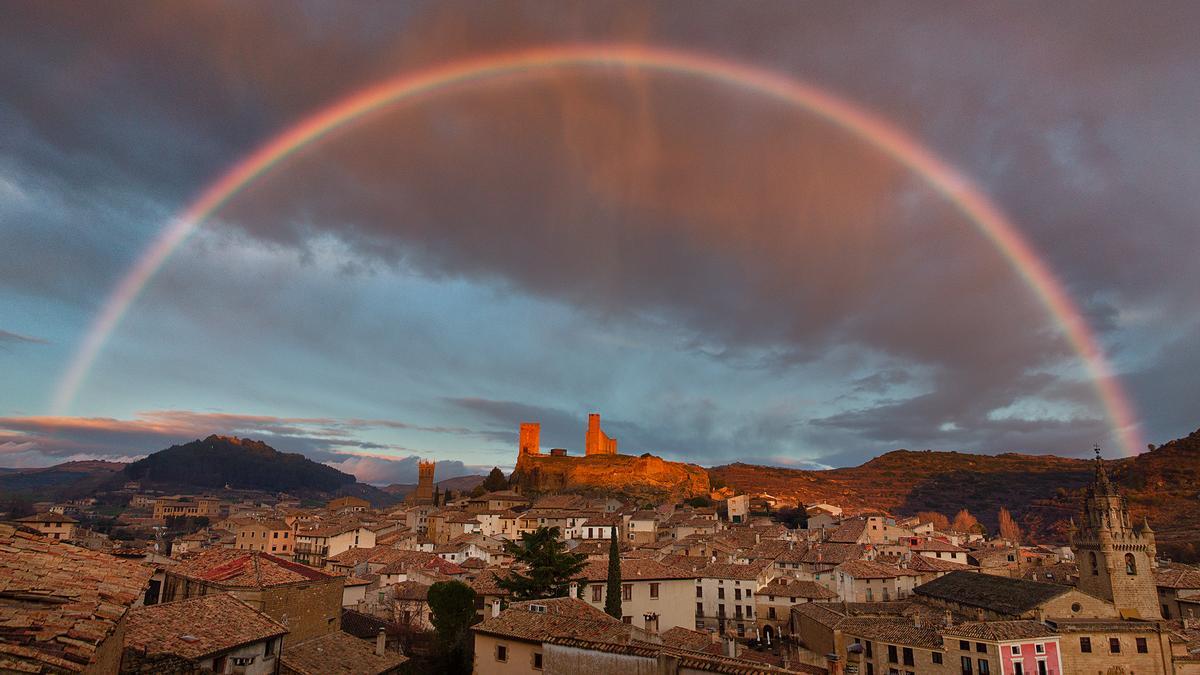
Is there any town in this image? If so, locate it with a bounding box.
[2,416,1199,675]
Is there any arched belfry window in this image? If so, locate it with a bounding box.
[1125,552,1137,575]
[1089,552,1099,575]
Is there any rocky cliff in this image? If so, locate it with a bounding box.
[512,452,710,500]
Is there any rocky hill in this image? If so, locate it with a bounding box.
[709,426,1200,559]
[512,452,710,500]
[116,435,355,494]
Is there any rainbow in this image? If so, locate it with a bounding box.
[50,43,1144,456]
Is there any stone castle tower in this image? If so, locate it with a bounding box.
[585,413,617,456]
[519,422,541,458]
[1070,448,1160,619]
[410,460,436,504]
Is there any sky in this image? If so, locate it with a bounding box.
[2,1,1198,484]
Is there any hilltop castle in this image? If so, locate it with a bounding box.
[518,412,617,459]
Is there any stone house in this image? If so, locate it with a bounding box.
[234,518,295,556]
[694,562,772,637]
[293,520,376,568]
[578,558,697,634]
[14,511,78,540]
[121,592,288,674]
[158,548,344,645]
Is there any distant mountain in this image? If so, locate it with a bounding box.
[118,435,355,494]
[383,474,486,498]
[0,460,126,497]
[708,426,1200,559]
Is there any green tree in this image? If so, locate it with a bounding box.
[498,526,587,600]
[604,527,622,618]
[428,580,477,675]
[482,467,508,492]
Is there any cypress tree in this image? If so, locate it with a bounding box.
[604,526,622,619]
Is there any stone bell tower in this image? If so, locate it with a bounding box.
[1070,447,1160,619]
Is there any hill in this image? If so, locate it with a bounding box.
[383,474,486,498]
[708,426,1200,557]
[0,460,126,497]
[117,435,356,494]
[512,452,710,500]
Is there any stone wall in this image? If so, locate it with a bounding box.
[261,578,344,645]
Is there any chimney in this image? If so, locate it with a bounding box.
[643,612,660,634]
[375,628,386,656]
[491,600,502,618]
[710,630,721,645]
[914,613,923,629]
[944,609,954,627]
[976,608,986,621]
[724,635,737,658]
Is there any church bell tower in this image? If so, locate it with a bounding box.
[1070,448,1160,619]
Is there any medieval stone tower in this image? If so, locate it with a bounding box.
[519,422,541,458]
[585,413,617,456]
[412,460,436,504]
[1070,449,1160,619]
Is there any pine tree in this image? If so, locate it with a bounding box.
[482,467,508,492]
[604,526,622,619]
[497,526,587,600]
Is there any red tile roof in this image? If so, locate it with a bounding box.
[171,548,334,588]
[124,593,287,660]
[0,523,151,673]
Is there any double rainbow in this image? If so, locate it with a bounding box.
[51,44,1143,456]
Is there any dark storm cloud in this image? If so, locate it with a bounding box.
[3,1,1198,462]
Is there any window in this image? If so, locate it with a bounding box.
[735,588,742,600]
[867,664,874,675]
[888,645,898,663]
[903,647,914,666]
[1012,663,1023,675]
[697,602,704,616]
[960,640,970,651]
[1011,645,1021,656]
[1136,637,1148,653]
[746,605,753,618]
[496,644,508,662]
[976,642,987,654]
[1037,660,1047,675]
[735,605,743,618]
[718,587,725,600]
[960,656,972,675]
[650,583,659,599]
[1125,553,1137,575]
[273,532,279,538]
[1034,643,1045,654]
[1109,637,1121,654]
[978,659,989,675]
[865,641,873,658]
[622,616,632,624]
[265,638,276,656]
[213,655,227,673]
[718,605,726,618]
[737,623,745,637]
[932,652,943,665]
[532,652,543,670]
[1079,637,1091,653]
[622,584,633,601]
[696,586,703,598]
[1089,552,1098,575]
[593,585,603,602]
[768,607,776,619]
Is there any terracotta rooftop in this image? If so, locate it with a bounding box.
[280,630,408,675]
[836,559,905,579]
[907,555,977,573]
[0,523,152,673]
[826,518,868,543]
[943,620,1059,642]
[914,570,1070,617]
[16,512,79,524]
[124,593,287,660]
[837,617,944,650]
[473,597,640,644]
[1156,563,1200,590]
[911,539,968,553]
[759,578,837,600]
[170,548,335,588]
[698,562,769,581]
[659,626,722,654]
[580,558,698,582]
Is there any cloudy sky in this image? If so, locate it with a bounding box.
[2,1,1198,484]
